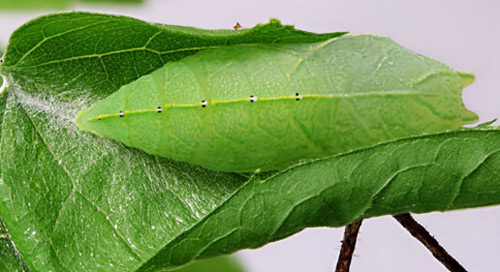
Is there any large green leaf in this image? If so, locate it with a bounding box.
[0,12,345,271]
[139,128,500,270]
[1,12,345,100]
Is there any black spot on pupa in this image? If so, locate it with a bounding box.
[157,106,162,113]
[295,93,303,101]
[201,100,207,108]
[119,111,124,117]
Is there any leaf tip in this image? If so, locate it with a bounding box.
[268,18,283,26]
[458,71,475,88]
[474,118,498,129]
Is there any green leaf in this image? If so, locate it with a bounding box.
[1,12,345,99]
[0,12,345,271]
[0,0,142,9]
[0,0,70,9]
[140,129,500,270]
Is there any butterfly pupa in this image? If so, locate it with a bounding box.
[76,35,477,172]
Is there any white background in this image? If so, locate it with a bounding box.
[1,0,499,271]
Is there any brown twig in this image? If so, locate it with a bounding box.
[393,213,467,272]
[335,220,363,272]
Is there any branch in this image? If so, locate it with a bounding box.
[335,220,363,272]
[393,213,467,272]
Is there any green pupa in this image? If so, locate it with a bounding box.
[76,35,477,172]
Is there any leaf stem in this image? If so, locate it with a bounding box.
[335,220,363,272]
[393,213,467,272]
